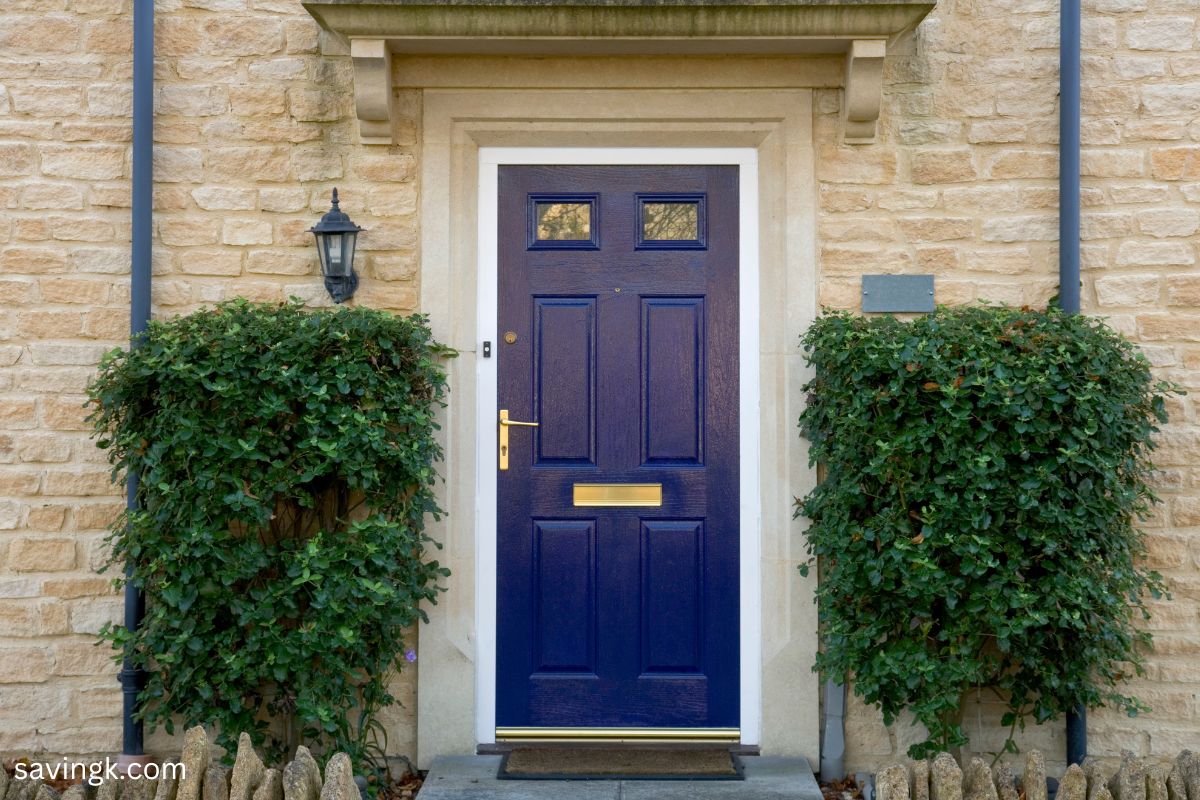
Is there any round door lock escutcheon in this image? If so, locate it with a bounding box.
[504,331,518,344]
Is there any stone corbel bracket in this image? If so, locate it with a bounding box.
[843,39,887,144]
[351,38,395,146]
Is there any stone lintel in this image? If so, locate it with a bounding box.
[304,2,934,145]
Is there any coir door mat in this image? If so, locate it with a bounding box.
[497,748,745,781]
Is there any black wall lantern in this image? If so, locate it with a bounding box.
[310,188,363,303]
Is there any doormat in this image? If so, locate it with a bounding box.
[497,748,745,781]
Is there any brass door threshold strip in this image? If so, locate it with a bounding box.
[495,727,740,743]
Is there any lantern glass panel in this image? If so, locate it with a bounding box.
[313,233,330,274]
[328,234,346,276]
[341,231,358,277]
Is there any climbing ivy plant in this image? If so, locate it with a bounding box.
[797,305,1178,757]
[88,299,453,770]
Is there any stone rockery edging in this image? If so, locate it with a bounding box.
[875,750,1200,800]
[1,727,361,800]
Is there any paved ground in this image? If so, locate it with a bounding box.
[416,755,823,800]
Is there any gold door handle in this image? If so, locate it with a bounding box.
[499,409,538,470]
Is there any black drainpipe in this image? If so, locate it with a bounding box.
[119,0,153,766]
[1060,0,1087,767]
[1059,0,1081,318]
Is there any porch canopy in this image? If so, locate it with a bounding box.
[300,0,936,144]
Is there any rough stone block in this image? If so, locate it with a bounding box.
[1097,275,1161,307]
[222,219,273,246]
[0,143,37,178]
[202,18,283,57]
[9,85,82,117]
[911,150,977,184]
[1140,210,1200,238]
[156,85,229,117]
[154,147,205,183]
[878,765,911,800]
[192,187,257,212]
[0,647,50,683]
[41,145,125,180]
[931,754,963,800]
[1126,18,1196,51]
[8,537,75,571]
[818,146,898,185]
[230,733,266,800]
[317,755,356,800]
[281,747,321,800]
[177,727,211,800]
[1117,241,1195,267]
[1152,148,1200,181]
[0,599,70,636]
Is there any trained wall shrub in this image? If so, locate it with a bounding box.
[88,299,453,770]
[797,305,1179,757]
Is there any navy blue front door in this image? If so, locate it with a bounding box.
[496,165,739,731]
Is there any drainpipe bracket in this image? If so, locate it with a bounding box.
[842,39,887,144]
[351,38,395,145]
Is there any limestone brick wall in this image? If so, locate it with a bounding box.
[1,0,1198,774]
[0,0,419,760]
[821,0,1200,773]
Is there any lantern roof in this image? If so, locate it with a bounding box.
[309,189,364,236]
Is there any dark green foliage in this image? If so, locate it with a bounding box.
[796,305,1178,757]
[88,299,453,769]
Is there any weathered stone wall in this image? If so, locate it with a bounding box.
[0,0,419,759]
[824,0,1200,769]
[0,0,1197,772]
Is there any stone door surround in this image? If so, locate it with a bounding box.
[300,0,935,145]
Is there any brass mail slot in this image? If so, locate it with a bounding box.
[573,483,662,507]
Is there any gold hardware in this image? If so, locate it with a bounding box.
[499,409,538,471]
[504,331,517,344]
[573,483,662,507]
[495,727,739,743]
[614,287,621,293]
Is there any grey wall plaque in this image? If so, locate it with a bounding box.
[861,274,935,313]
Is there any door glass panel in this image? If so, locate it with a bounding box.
[637,194,706,249]
[535,202,591,241]
[528,194,599,250]
[642,202,699,241]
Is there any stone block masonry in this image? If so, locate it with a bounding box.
[0,0,1197,773]
[0,0,420,762]
[815,0,1200,768]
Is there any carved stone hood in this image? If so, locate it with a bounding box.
[301,0,936,144]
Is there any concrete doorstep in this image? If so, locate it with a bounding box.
[416,755,823,800]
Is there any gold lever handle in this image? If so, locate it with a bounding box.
[499,409,538,470]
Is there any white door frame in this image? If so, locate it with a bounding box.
[474,147,762,746]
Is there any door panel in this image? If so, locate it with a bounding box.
[642,297,705,465]
[533,298,597,465]
[534,520,596,673]
[496,165,739,732]
[641,519,704,673]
